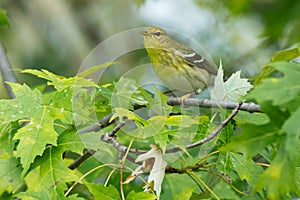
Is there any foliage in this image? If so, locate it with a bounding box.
[0,9,10,27]
[0,49,300,200]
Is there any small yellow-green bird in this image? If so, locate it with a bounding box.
[141,26,217,93]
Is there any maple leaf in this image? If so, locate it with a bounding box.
[211,63,252,101]
[125,144,167,197]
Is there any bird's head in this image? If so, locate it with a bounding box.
[141,26,170,49]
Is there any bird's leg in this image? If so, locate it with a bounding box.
[179,89,202,105]
[179,93,193,105]
[163,90,174,95]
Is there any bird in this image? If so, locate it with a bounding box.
[141,26,217,97]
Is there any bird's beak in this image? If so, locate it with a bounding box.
[141,30,149,36]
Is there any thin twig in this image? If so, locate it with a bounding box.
[165,163,204,174]
[78,113,114,134]
[167,97,261,113]
[101,132,147,155]
[120,171,125,200]
[68,149,96,170]
[166,102,242,153]
[108,121,125,137]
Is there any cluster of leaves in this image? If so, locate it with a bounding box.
[226,59,300,198]
[0,45,300,200]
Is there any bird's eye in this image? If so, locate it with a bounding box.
[154,31,161,37]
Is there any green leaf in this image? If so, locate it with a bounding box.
[161,174,196,199]
[142,115,167,138]
[30,140,81,189]
[22,69,98,91]
[77,62,117,77]
[256,142,300,199]
[0,83,41,122]
[223,122,280,158]
[235,111,269,125]
[172,187,197,200]
[271,47,300,61]
[0,84,56,175]
[13,107,59,175]
[154,131,169,150]
[126,191,157,200]
[111,77,144,109]
[252,65,276,86]
[151,87,172,116]
[57,129,85,155]
[16,189,51,200]
[52,183,86,200]
[0,122,20,157]
[282,106,300,161]
[0,82,86,176]
[86,183,121,200]
[230,153,263,187]
[72,88,99,125]
[248,61,300,105]
[155,115,207,150]
[213,181,240,200]
[226,0,251,14]
[0,158,22,194]
[0,9,10,27]
[51,87,74,111]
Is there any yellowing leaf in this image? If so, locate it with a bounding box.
[135,144,167,197]
[211,63,226,101]
[211,63,252,101]
[271,47,300,61]
[77,62,117,77]
[165,115,200,127]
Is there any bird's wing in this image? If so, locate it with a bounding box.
[173,41,217,75]
[183,51,217,75]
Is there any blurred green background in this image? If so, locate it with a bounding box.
[1,0,300,98]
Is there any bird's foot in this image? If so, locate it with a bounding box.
[179,93,193,105]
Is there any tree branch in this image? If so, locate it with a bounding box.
[165,165,232,184]
[78,113,115,134]
[0,42,17,98]
[167,97,261,113]
[77,98,262,136]
[68,149,96,170]
[100,129,147,155]
[71,100,249,169]
[165,163,204,174]
[68,121,127,169]
[99,102,242,156]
